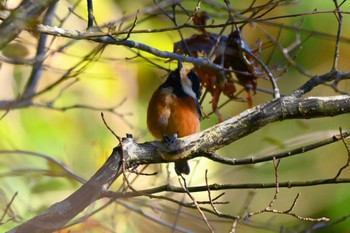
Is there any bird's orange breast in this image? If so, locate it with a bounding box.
[147,89,200,139]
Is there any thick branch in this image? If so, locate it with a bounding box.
[8,94,350,233]
[8,148,122,233]
[123,95,350,167]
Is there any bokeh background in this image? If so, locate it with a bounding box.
[1,0,350,232]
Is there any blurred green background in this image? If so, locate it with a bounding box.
[0,0,350,232]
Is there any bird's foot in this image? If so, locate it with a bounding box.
[163,133,178,144]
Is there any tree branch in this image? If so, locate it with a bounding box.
[0,0,57,49]
[8,93,350,233]
[22,3,58,99]
[8,147,122,233]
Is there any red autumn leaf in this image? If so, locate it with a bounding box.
[192,11,210,33]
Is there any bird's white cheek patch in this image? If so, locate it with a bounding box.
[181,77,196,99]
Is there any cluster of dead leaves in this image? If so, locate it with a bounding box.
[174,12,263,122]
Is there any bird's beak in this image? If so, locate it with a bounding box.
[178,61,188,80]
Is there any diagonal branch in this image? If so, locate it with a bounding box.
[9,93,350,233]
[0,0,57,49]
[22,3,58,99]
[8,147,122,233]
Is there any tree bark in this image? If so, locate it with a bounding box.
[8,95,350,233]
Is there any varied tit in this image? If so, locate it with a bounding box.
[147,61,202,175]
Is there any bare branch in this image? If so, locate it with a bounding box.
[22,3,57,99]
[203,129,350,166]
[178,176,214,233]
[8,147,122,233]
[3,1,350,232]
[333,127,350,179]
[205,169,223,216]
[0,191,18,225]
[240,44,280,98]
[0,0,57,49]
[332,0,343,70]
[0,150,85,183]
[246,158,329,223]
[36,24,223,71]
[8,92,350,232]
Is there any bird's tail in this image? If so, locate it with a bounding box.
[175,160,190,175]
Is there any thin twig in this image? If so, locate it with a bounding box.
[307,212,350,232]
[0,191,18,224]
[205,169,223,215]
[103,176,350,199]
[100,112,122,143]
[172,153,202,233]
[267,158,280,209]
[333,127,350,179]
[179,175,215,233]
[0,150,85,183]
[204,130,350,166]
[247,158,329,222]
[32,8,350,43]
[291,70,350,97]
[22,3,57,99]
[255,22,312,78]
[240,45,280,98]
[332,0,343,70]
[183,0,202,25]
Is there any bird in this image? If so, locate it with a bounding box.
[147,61,202,175]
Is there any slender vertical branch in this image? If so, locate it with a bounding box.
[332,0,343,71]
[22,3,57,99]
[86,0,95,29]
[178,176,215,233]
[333,127,350,179]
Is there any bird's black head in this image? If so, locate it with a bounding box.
[159,62,202,118]
[160,63,201,101]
